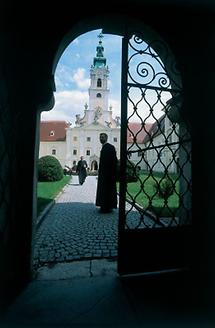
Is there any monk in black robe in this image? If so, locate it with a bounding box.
[96,133,118,213]
[76,156,88,185]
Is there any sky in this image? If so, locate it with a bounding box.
[40,29,172,125]
[40,29,122,125]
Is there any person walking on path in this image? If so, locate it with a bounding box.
[96,133,118,213]
[76,156,88,185]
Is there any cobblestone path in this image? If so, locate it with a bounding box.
[33,175,118,269]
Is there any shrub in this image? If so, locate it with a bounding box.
[116,160,140,182]
[153,177,174,199]
[38,155,63,182]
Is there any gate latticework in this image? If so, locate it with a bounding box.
[118,31,192,275]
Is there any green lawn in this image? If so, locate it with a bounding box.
[37,172,179,218]
[120,171,180,217]
[37,175,71,216]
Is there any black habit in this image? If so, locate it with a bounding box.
[76,160,87,185]
[96,142,118,210]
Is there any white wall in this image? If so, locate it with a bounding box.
[39,141,67,167]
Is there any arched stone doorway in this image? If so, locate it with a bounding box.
[1,2,215,320]
[89,155,99,172]
[90,160,98,172]
[47,15,192,276]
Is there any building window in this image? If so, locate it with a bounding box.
[49,130,54,136]
[113,137,117,142]
[97,78,102,87]
[52,149,56,155]
[73,149,77,155]
[96,93,102,98]
[86,150,90,156]
[87,137,91,142]
[73,136,77,141]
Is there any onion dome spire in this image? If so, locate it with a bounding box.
[93,33,106,68]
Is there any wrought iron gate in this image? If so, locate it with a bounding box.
[117,31,192,275]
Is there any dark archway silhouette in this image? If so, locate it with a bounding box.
[0,4,214,325]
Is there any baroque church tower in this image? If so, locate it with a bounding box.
[89,33,110,123]
[65,33,121,170]
[74,33,120,128]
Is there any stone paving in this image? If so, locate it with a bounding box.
[33,175,119,269]
[33,175,173,271]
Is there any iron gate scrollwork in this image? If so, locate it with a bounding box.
[118,31,192,275]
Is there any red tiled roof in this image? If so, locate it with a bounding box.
[40,120,152,143]
[127,122,153,143]
[143,114,165,143]
[40,121,70,141]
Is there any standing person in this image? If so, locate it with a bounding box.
[76,156,88,185]
[96,133,118,213]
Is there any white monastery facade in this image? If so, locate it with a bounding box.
[143,113,180,174]
[65,34,121,170]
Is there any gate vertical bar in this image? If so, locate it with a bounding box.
[118,33,129,274]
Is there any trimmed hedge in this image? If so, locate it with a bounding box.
[38,155,63,182]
